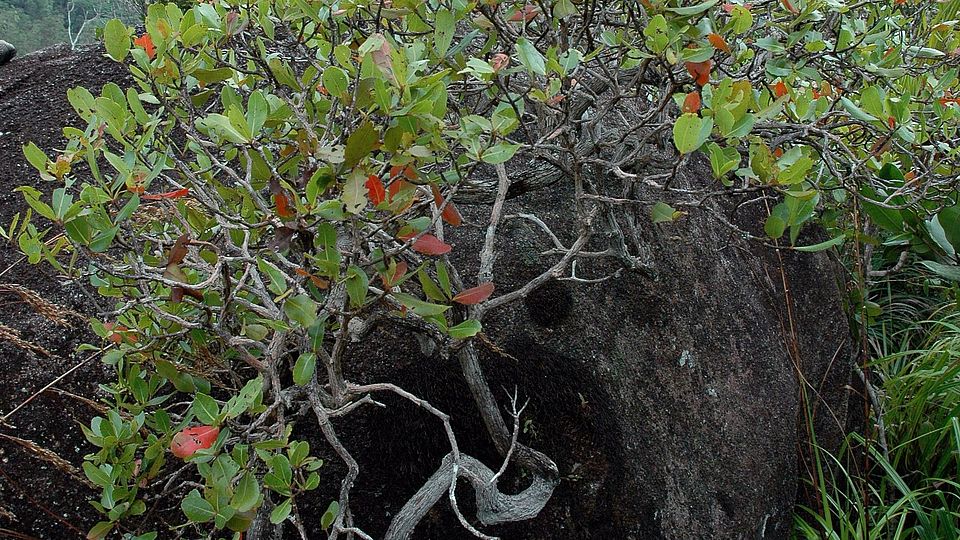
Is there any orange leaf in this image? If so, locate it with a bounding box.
[134,34,155,60]
[295,268,329,289]
[431,185,463,227]
[707,33,731,54]
[887,116,896,129]
[170,426,219,459]
[407,234,452,256]
[366,175,386,205]
[685,60,712,86]
[274,193,295,218]
[143,188,190,200]
[682,92,701,113]
[774,81,789,98]
[453,282,495,305]
[388,179,413,200]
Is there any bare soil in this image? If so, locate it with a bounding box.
[0,44,132,539]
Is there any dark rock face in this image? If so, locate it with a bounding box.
[0,44,857,539]
[0,41,15,66]
[323,163,857,539]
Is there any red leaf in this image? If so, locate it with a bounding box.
[707,33,730,54]
[431,185,463,227]
[143,188,189,201]
[491,53,510,72]
[774,81,789,98]
[508,5,539,22]
[780,0,799,14]
[366,175,386,205]
[685,60,712,87]
[407,234,452,256]
[682,92,701,113]
[887,116,896,129]
[453,282,495,305]
[104,322,132,344]
[724,3,753,12]
[381,260,408,288]
[134,34,155,60]
[274,193,295,218]
[170,425,219,459]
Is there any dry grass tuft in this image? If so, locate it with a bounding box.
[0,433,94,489]
[0,324,50,357]
[0,284,82,326]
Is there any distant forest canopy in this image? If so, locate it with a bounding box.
[0,0,142,55]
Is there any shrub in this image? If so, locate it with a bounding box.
[13,0,960,538]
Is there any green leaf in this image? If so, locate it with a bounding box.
[435,9,455,57]
[181,490,216,523]
[16,186,57,221]
[321,501,340,530]
[232,473,261,513]
[224,375,264,418]
[322,67,349,98]
[878,163,905,181]
[247,91,269,137]
[937,206,960,252]
[481,143,520,164]
[920,261,960,281]
[343,170,367,215]
[197,113,251,144]
[765,203,789,239]
[673,114,705,154]
[193,393,220,424]
[194,68,234,84]
[103,19,130,62]
[794,235,845,252]
[707,142,740,179]
[392,292,450,316]
[651,202,681,223]
[516,38,546,76]
[418,268,447,301]
[22,143,49,174]
[82,462,111,487]
[270,498,292,524]
[667,0,718,15]
[293,353,317,386]
[449,319,482,339]
[643,15,669,53]
[343,121,378,169]
[284,295,318,328]
[840,97,879,123]
[87,521,115,540]
[778,157,814,185]
[861,191,904,233]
